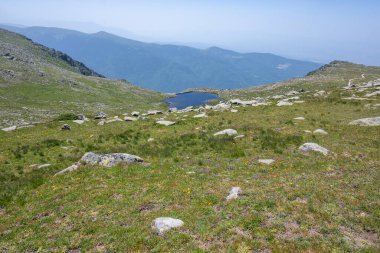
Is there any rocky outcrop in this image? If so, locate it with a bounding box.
[81,152,143,167]
[349,117,380,126]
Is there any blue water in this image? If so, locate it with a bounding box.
[165,92,219,109]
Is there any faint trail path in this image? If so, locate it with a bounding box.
[347,73,365,87]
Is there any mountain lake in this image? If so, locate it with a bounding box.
[165,92,220,109]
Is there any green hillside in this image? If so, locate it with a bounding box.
[0,29,380,252]
[0,29,166,128]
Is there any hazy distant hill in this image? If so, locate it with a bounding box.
[2,25,321,92]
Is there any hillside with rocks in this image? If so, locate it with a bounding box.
[0,30,380,252]
[0,29,166,128]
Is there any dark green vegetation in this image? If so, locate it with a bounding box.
[0,29,166,127]
[1,25,321,92]
[0,29,379,252]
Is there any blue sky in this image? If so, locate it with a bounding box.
[1,0,379,65]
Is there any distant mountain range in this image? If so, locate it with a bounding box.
[1,25,322,92]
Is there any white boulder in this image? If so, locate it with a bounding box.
[226,187,242,201]
[152,217,184,234]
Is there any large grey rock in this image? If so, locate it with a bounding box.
[349,116,380,126]
[81,152,144,167]
[152,217,184,234]
[299,143,329,156]
[156,120,175,126]
[226,187,242,201]
[131,111,140,116]
[214,129,237,136]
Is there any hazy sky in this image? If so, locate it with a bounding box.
[1,0,379,65]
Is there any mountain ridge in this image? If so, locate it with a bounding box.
[1,25,322,92]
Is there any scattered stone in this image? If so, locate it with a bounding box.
[152,217,184,235]
[97,120,105,126]
[226,187,242,201]
[304,130,312,133]
[156,120,175,126]
[73,120,85,124]
[299,143,329,156]
[294,117,305,120]
[214,129,238,136]
[81,152,144,167]
[168,108,178,113]
[365,103,380,109]
[285,90,299,96]
[124,117,137,121]
[1,126,17,132]
[106,116,123,123]
[313,129,328,135]
[61,124,71,130]
[193,113,207,118]
[258,159,275,165]
[55,162,81,175]
[230,109,238,113]
[147,138,154,142]
[37,164,51,169]
[272,95,285,99]
[234,134,245,139]
[277,101,293,106]
[314,90,327,97]
[95,112,107,119]
[147,110,163,115]
[349,117,380,126]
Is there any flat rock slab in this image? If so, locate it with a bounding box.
[313,129,328,135]
[299,143,329,156]
[1,126,17,132]
[349,117,380,126]
[156,120,176,126]
[81,152,143,167]
[277,101,293,106]
[193,113,207,118]
[214,129,238,136]
[152,217,184,234]
[226,187,242,201]
[124,117,137,121]
[73,120,85,124]
[258,159,275,165]
[294,117,305,120]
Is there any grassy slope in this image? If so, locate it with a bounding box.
[0,60,379,251]
[0,29,167,127]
